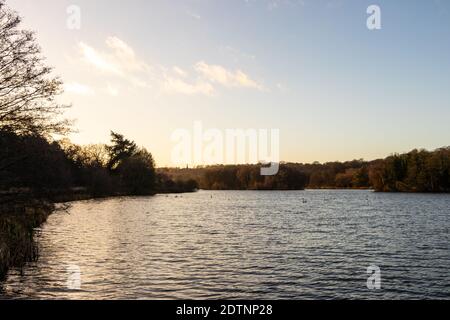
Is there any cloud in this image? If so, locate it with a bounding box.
[106,36,135,58]
[106,84,119,96]
[78,37,152,87]
[173,66,187,77]
[186,10,201,20]
[163,77,215,96]
[195,61,264,90]
[276,83,289,92]
[74,36,265,96]
[105,36,150,72]
[79,42,121,75]
[64,82,94,96]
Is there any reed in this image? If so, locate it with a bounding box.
[0,200,53,280]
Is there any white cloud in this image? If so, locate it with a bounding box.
[75,36,265,96]
[78,37,152,87]
[64,82,94,96]
[106,36,135,58]
[195,61,264,90]
[105,36,149,72]
[173,66,187,77]
[163,77,215,96]
[79,42,121,75]
[106,84,119,96]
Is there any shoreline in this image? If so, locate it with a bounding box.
[0,201,53,281]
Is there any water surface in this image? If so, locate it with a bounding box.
[1,190,449,299]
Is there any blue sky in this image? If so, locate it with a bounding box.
[8,0,450,166]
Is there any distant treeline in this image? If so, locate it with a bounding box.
[369,148,450,192]
[0,130,198,201]
[159,147,450,193]
[159,165,308,190]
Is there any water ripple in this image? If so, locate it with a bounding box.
[1,190,449,299]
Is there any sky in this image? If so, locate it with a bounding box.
[7,0,450,167]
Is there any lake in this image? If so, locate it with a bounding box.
[1,190,449,299]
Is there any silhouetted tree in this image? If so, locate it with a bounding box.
[117,148,156,195]
[0,1,69,135]
[106,131,137,171]
[0,129,72,195]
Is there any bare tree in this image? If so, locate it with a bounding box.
[0,0,69,135]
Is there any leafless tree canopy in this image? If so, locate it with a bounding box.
[0,0,69,135]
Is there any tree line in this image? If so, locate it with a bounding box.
[159,165,308,190]
[369,148,450,192]
[159,147,450,193]
[0,130,198,200]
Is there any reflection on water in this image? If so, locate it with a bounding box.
[1,190,449,299]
